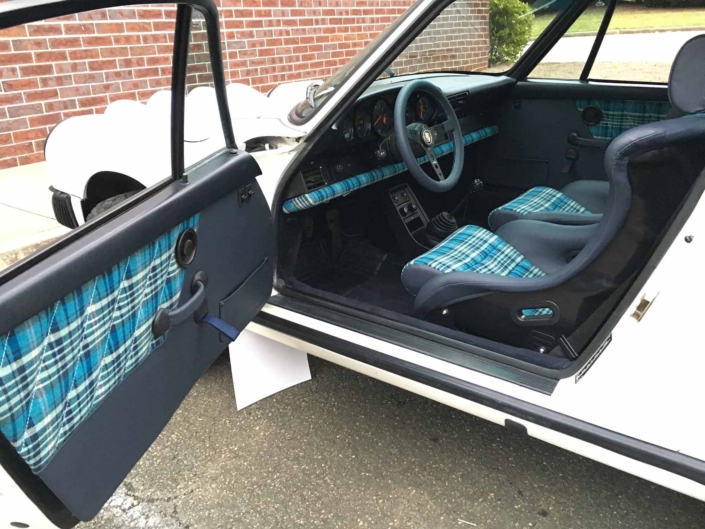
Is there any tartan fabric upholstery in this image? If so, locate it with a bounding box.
[0,215,199,472]
[282,125,499,213]
[492,186,591,218]
[404,225,545,279]
[576,99,671,141]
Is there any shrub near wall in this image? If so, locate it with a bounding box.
[0,0,491,170]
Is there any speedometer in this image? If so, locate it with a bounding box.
[416,95,434,122]
[372,100,392,136]
[354,108,371,139]
[337,115,354,143]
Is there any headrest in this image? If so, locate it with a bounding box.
[669,34,705,114]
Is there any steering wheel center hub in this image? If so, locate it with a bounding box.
[421,127,434,146]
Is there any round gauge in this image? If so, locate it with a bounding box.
[416,95,434,122]
[354,108,371,139]
[337,115,354,143]
[405,105,415,125]
[372,100,392,136]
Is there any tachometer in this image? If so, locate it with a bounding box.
[337,115,354,142]
[416,95,434,122]
[372,100,392,136]
[354,108,371,139]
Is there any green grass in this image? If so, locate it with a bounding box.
[530,5,705,38]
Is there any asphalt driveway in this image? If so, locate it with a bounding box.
[79,353,705,529]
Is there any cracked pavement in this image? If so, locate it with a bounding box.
[81,354,705,529]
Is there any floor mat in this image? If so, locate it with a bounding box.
[298,238,416,315]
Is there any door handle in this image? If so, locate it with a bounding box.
[568,132,611,150]
[152,272,209,338]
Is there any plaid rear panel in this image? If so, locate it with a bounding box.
[576,100,671,141]
[282,125,499,213]
[0,215,199,472]
[406,225,545,278]
[497,186,590,216]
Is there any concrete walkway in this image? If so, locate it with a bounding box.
[0,162,69,270]
[541,29,705,63]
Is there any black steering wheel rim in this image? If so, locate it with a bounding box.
[393,80,464,193]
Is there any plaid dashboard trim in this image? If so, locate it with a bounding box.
[493,186,590,219]
[405,225,545,278]
[0,215,199,472]
[576,99,670,141]
[282,125,499,213]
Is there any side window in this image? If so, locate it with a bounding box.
[0,6,179,273]
[529,5,609,79]
[588,1,705,83]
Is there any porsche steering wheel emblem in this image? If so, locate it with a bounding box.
[422,129,433,146]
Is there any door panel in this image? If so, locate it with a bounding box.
[480,81,670,195]
[0,152,273,520]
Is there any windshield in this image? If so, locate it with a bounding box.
[291,0,579,122]
[290,17,406,122]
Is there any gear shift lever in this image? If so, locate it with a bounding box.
[425,211,458,245]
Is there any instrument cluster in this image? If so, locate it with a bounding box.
[334,92,439,143]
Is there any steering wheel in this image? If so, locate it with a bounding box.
[394,80,464,193]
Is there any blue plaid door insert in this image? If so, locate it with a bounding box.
[0,215,199,472]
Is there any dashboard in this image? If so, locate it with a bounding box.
[283,74,514,203]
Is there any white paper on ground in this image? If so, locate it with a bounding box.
[229,329,311,410]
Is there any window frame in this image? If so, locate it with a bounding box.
[0,0,234,286]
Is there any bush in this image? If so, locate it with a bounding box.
[489,0,534,66]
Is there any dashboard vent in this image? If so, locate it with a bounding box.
[448,92,469,111]
[301,166,326,192]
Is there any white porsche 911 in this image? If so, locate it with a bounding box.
[1,0,705,527]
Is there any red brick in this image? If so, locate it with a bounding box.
[62,108,95,119]
[118,57,146,69]
[0,66,18,79]
[129,45,157,56]
[87,59,118,71]
[96,23,126,34]
[133,67,160,79]
[64,23,96,35]
[125,22,152,33]
[0,142,33,159]
[0,118,29,134]
[82,36,113,47]
[39,75,73,88]
[105,70,133,82]
[59,85,91,98]
[49,37,83,49]
[74,71,105,84]
[43,99,77,113]
[54,62,86,74]
[100,46,129,58]
[137,9,164,20]
[12,127,47,142]
[29,113,62,128]
[11,38,48,51]
[108,8,137,20]
[113,35,141,46]
[0,133,11,146]
[78,11,109,22]
[0,26,28,38]
[0,52,34,66]
[91,82,121,95]
[27,24,63,37]
[25,89,59,103]
[35,51,69,63]
[0,158,19,169]
[7,103,44,119]
[3,78,38,91]
[78,95,108,108]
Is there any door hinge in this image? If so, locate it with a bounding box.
[631,293,658,322]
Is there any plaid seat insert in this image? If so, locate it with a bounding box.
[492,186,591,218]
[405,225,545,279]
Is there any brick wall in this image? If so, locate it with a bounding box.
[0,0,489,170]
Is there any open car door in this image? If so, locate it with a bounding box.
[0,1,273,527]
